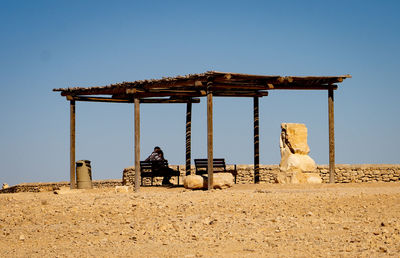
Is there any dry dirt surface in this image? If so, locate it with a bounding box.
[1,182,400,257]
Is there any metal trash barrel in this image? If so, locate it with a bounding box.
[76,160,93,189]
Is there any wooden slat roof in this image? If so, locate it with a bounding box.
[53,71,351,101]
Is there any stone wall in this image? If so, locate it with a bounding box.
[3,165,398,194]
[122,164,400,186]
[318,164,400,183]
[0,180,122,194]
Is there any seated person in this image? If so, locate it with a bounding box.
[145,146,164,162]
[145,146,173,185]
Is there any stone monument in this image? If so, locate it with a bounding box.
[277,123,322,184]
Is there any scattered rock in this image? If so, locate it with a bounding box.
[2,183,9,190]
[254,189,271,194]
[243,248,255,252]
[378,246,388,253]
[53,188,84,195]
[305,211,314,217]
[115,186,130,193]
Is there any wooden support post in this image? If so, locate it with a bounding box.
[253,97,260,183]
[70,100,76,189]
[207,88,213,190]
[328,87,335,183]
[134,98,141,192]
[186,102,192,175]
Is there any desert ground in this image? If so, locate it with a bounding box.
[1,182,400,257]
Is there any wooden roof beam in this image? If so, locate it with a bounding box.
[213,91,269,97]
[210,84,268,90]
[129,91,205,98]
[60,88,124,96]
[211,72,280,81]
[269,84,338,90]
[65,96,201,104]
[66,96,133,103]
[140,98,200,104]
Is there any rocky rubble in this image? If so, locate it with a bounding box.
[0,183,399,257]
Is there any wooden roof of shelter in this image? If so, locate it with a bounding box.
[53,71,351,103]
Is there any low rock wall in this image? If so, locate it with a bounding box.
[3,165,398,194]
[122,164,400,186]
[0,180,122,194]
[318,164,400,183]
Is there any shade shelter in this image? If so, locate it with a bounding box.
[54,71,350,191]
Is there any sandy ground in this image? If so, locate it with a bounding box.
[1,182,400,257]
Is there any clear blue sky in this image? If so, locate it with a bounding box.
[1,0,399,186]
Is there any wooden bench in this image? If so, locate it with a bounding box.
[194,158,237,183]
[140,160,180,186]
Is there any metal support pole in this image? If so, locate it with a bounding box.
[207,88,213,190]
[70,100,76,189]
[134,98,141,192]
[328,88,335,183]
[186,102,192,175]
[253,97,260,183]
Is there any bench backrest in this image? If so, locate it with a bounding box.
[194,158,226,172]
[140,160,169,171]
